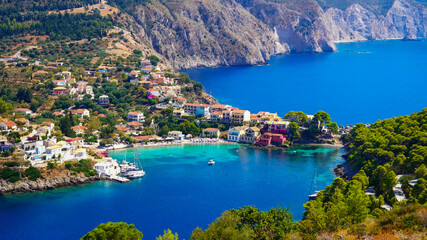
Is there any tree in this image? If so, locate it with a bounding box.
[0,98,12,114]
[328,122,339,134]
[59,112,76,137]
[86,116,101,133]
[345,181,370,224]
[156,229,179,240]
[288,122,301,142]
[147,55,160,66]
[190,211,253,240]
[284,111,308,125]
[370,166,396,196]
[81,222,143,240]
[313,111,331,130]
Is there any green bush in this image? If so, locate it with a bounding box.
[24,167,42,181]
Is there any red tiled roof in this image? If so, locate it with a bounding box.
[203,128,219,132]
[128,121,143,126]
[2,121,17,127]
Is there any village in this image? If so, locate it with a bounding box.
[0,55,350,181]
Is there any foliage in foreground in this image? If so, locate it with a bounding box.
[81,222,143,240]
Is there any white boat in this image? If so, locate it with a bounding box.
[208,159,215,165]
[119,160,137,173]
[126,169,146,178]
[124,155,146,178]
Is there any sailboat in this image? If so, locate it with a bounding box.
[124,154,145,178]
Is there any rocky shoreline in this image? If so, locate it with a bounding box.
[0,174,108,195]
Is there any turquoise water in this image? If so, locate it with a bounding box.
[186,40,427,125]
[0,144,343,239]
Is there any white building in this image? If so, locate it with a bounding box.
[227,126,248,142]
[99,95,110,105]
[184,103,211,117]
[168,131,184,140]
[94,158,120,177]
[128,112,145,123]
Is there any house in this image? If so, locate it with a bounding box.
[211,104,232,112]
[15,108,33,115]
[74,148,87,159]
[72,109,90,118]
[53,79,67,87]
[141,66,153,73]
[133,135,160,143]
[0,121,17,131]
[15,118,30,127]
[263,120,289,134]
[72,125,87,135]
[256,133,287,146]
[53,87,69,96]
[202,128,220,139]
[173,109,185,119]
[68,137,85,146]
[148,88,160,97]
[94,158,120,177]
[0,135,8,145]
[256,111,279,123]
[176,97,187,105]
[116,125,129,133]
[138,80,152,88]
[168,131,184,140]
[34,70,48,76]
[99,95,110,105]
[210,111,223,122]
[184,103,211,117]
[45,145,62,156]
[77,84,94,95]
[231,110,251,125]
[227,126,248,142]
[240,127,260,144]
[42,122,55,131]
[128,121,143,130]
[61,71,72,79]
[128,112,145,123]
[222,110,233,123]
[140,59,151,66]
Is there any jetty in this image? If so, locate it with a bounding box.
[110,175,130,183]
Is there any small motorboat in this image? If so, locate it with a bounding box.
[126,169,146,178]
[208,159,215,165]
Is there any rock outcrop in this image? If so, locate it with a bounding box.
[324,0,427,41]
[0,174,106,195]
[130,0,289,69]
[119,0,426,69]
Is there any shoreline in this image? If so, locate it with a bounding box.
[0,174,108,196]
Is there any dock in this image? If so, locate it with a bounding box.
[110,175,130,183]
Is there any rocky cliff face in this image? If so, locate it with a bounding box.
[120,0,426,69]
[0,174,105,195]
[129,0,288,69]
[324,0,427,41]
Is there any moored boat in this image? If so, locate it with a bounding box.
[208,159,215,165]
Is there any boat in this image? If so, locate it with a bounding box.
[124,155,146,178]
[119,160,137,173]
[208,159,215,165]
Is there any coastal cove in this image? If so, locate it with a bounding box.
[186,39,427,125]
[0,144,344,239]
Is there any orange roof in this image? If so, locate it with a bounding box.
[128,111,141,115]
[128,121,143,126]
[15,108,31,112]
[2,121,17,127]
[211,111,223,115]
[15,118,29,123]
[232,110,248,114]
[133,135,160,141]
[35,70,48,74]
[42,121,53,125]
[70,137,85,141]
[116,126,129,132]
[185,103,211,107]
[203,128,219,132]
[72,125,87,130]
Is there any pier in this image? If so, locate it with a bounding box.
[110,175,130,183]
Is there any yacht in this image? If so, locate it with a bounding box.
[119,160,137,173]
[208,159,215,165]
[123,155,146,178]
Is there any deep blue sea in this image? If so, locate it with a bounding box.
[0,145,343,239]
[186,40,427,125]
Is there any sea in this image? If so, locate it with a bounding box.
[0,145,343,239]
[0,40,425,240]
[186,39,427,125]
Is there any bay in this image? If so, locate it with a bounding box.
[186,40,427,125]
[0,144,343,239]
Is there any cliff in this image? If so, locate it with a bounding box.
[116,0,426,69]
[0,174,106,195]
